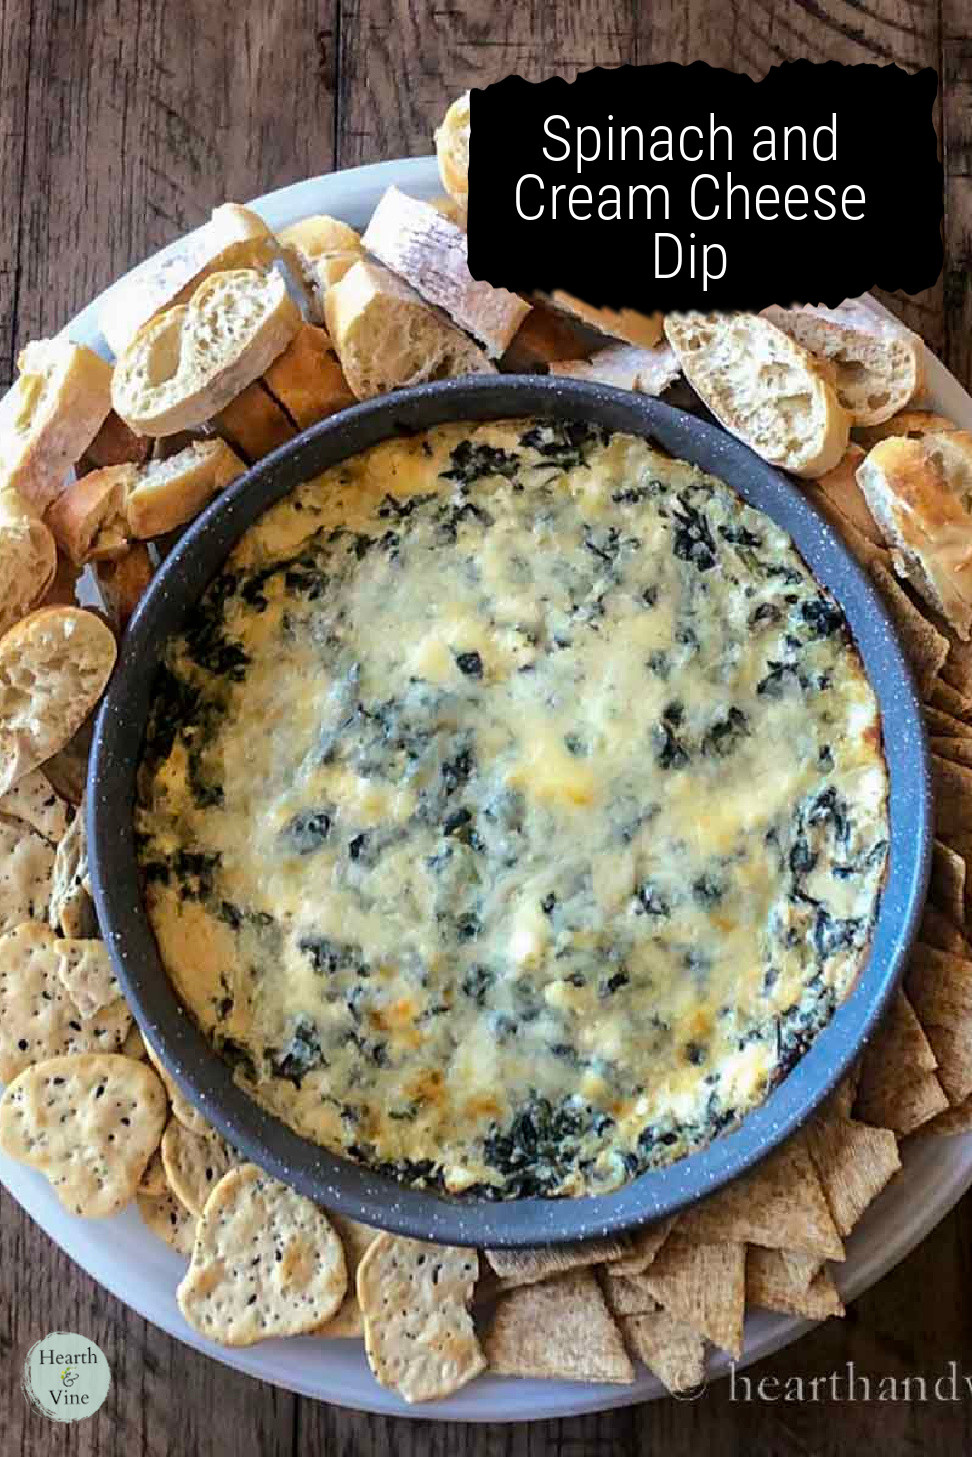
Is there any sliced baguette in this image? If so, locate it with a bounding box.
[324,259,495,400]
[435,92,470,208]
[214,383,295,463]
[112,269,301,436]
[99,203,284,357]
[663,312,851,479]
[94,544,154,630]
[78,410,152,472]
[45,465,132,564]
[857,437,972,639]
[279,215,364,324]
[0,491,57,637]
[551,342,680,396]
[543,292,664,350]
[262,325,354,428]
[0,340,112,511]
[0,608,117,795]
[310,252,362,300]
[500,305,586,372]
[126,439,244,537]
[362,186,530,357]
[855,410,959,451]
[762,305,922,427]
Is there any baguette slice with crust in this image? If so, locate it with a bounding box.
[112,269,301,436]
[664,312,851,479]
[324,260,495,400]
[94,544,154,630]
[543,292,664,350]
[0,341,113,511]
[78,410,152,473]
[99,203,284,358]
[262,325,355,428]
[857,436,972,639]
[0,608,117,795]
[0,491,57,637]
[214,383,295,463]
[126,439,244,537]
[279,215,364,324]
[762,305,922,427]
[551,342,680,395]
[435,92,471,208]
[362,186,530,357]
[501,306,587,372]
[45,466,132,564]
[855,410,959,451]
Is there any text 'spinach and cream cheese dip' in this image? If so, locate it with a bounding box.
[136,418,889,1199]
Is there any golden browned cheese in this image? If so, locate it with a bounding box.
[136,419,889,1198]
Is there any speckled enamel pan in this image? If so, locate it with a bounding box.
[88,376,931,1248]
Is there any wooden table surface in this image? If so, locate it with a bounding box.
[2,1,970,1451]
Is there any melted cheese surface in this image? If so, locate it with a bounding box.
[137,419,889,1198]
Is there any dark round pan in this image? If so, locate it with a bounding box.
[88,376,931,1248]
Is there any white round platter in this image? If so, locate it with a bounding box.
[1,155,970,1422]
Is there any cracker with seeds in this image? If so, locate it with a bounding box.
[56,939,121,1019]
[806,1109,901,1237]
[0,922,131,1080]
[639,1232,746,1358]
[161,1119,238,1217]
[139,1146,168,1197]
[855,990,949,1133]
[484,1267,632,1385]
[0,1053,166,1216]
[485,1235,630,1286]
[177,1164,346,1346]
[677,1132,844,1260]
[746,1247,844,1319]
[144,1037,210,1133]
[906,944,972,1104]
[122,1023,147,1061]
[48,807,96,939]
[0,769,68,844]
[358,1234,484,1401]
[138,1179,197,1257]
[0,820,56,934]
[316,1214,377,1338]
[619,1307,706,1395]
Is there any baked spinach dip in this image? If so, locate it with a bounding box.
[136,418,889,1199]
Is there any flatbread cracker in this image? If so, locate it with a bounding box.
[926,705,972,739]
[920,1095,972,1135]
[0,921,131,1080]
[600,1269,658,1317]
[177,1164,346,1347]
[931,680,972,723]
[619,1308,706,1395]
[484,1267,632,1385]
[855,990,949,1133]
[921,904,970,955]
[640,1232,746,1358]
[485,1235,630,1285]
[608,1218,674,1276]
[806,1110,901,1237]
[931,757,972,841]
[677,1132,844,1260]
[316,1214,377,1338]
[359,1234,485,1401]
[906,943,972,1103]
[868,560,948,697]
[0,1053,166,1216]
[0,769,68,843]
[56,939,121,1019]
[161,1119,238,1217]
[48,807,96,939]
[138,1182,197,1257]
[0,819,56,934]
[930,841,967,927]
[746,1248,844,1319]
[931,736,972,769]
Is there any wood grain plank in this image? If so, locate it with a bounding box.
[942,0,972,392]
[0,0,32,387]
[0,1188,296,1457]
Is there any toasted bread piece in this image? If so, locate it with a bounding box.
[214,384,295,463]
[78,410,152,473]
[855,410,959,451]
[94,543,154,630]
[763,305,922,427]
[324,259,494,400]
[551,342,680,396]
[664,312,850,479]
[362,187,530,357]
[99,204,284,358]
[501,305,587,372]
[310,253,361,300]
[262,325,355,429]
[0,608,117,795]
[435,92,470,209]
[0,341,112,512]
[45,466,132,564]
[279,215,364,323]
[112,269,301,436]
[857,435,972,639]
[543,292,664,350]
[126,439,244,537]
[0,491,57,637]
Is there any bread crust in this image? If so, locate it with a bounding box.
[262,325,355,429]
[0,491,57,637]
[435,92,470,208]
[45,465,133,564]
[1,340,112,512]
[214,384,295,463]
[126,439,244,537]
